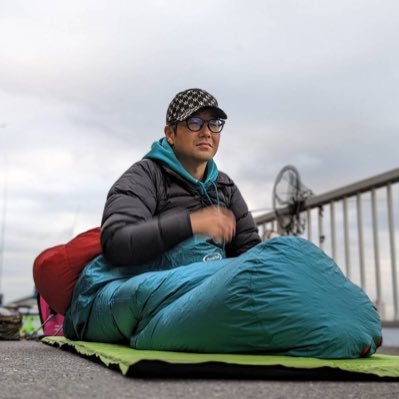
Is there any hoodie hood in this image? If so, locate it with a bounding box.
[144,138,219,191]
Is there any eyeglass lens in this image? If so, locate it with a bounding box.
[186,117,225,133]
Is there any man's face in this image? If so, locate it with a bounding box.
[166,110,222,168]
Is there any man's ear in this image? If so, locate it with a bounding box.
[164,125,174,145]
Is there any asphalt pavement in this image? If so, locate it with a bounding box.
[1,338,399,399]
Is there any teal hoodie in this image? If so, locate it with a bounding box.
[144,138,219,201]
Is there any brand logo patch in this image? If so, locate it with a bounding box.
[203,253,223,262]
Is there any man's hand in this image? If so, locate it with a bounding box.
[190,206,236,243]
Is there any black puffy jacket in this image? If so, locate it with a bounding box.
[101,159,261,266]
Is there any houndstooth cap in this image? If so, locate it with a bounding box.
[166,88,227,125]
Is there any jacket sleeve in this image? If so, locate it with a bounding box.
[101,161,193,266]
[225,183,261,257]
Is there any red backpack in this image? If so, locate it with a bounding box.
[33,227,102,316]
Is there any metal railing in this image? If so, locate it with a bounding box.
[254,167,399,322]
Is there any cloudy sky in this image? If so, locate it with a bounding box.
[1,1,398,303]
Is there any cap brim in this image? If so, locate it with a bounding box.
[211,107,228,120]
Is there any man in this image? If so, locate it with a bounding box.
[62,89,381,356]
[101,88,261,267]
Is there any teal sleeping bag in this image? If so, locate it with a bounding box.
[63,236,382,358]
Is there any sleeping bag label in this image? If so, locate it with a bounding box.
[203,253,223,262]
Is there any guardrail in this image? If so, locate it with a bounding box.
[254,167,399,322]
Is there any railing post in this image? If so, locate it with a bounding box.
[343,197,350,278]
[371,188,382,313]
[259,223,265,239]
[307,209,312,242]
[318,206,324,249]
[387,183,398,319]
[356,193,366,290]
[330,201,337,260]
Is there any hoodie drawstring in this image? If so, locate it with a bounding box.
[199,181,220,208]
[212,181,220,208]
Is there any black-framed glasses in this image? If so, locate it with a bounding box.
[185,117,225,133]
